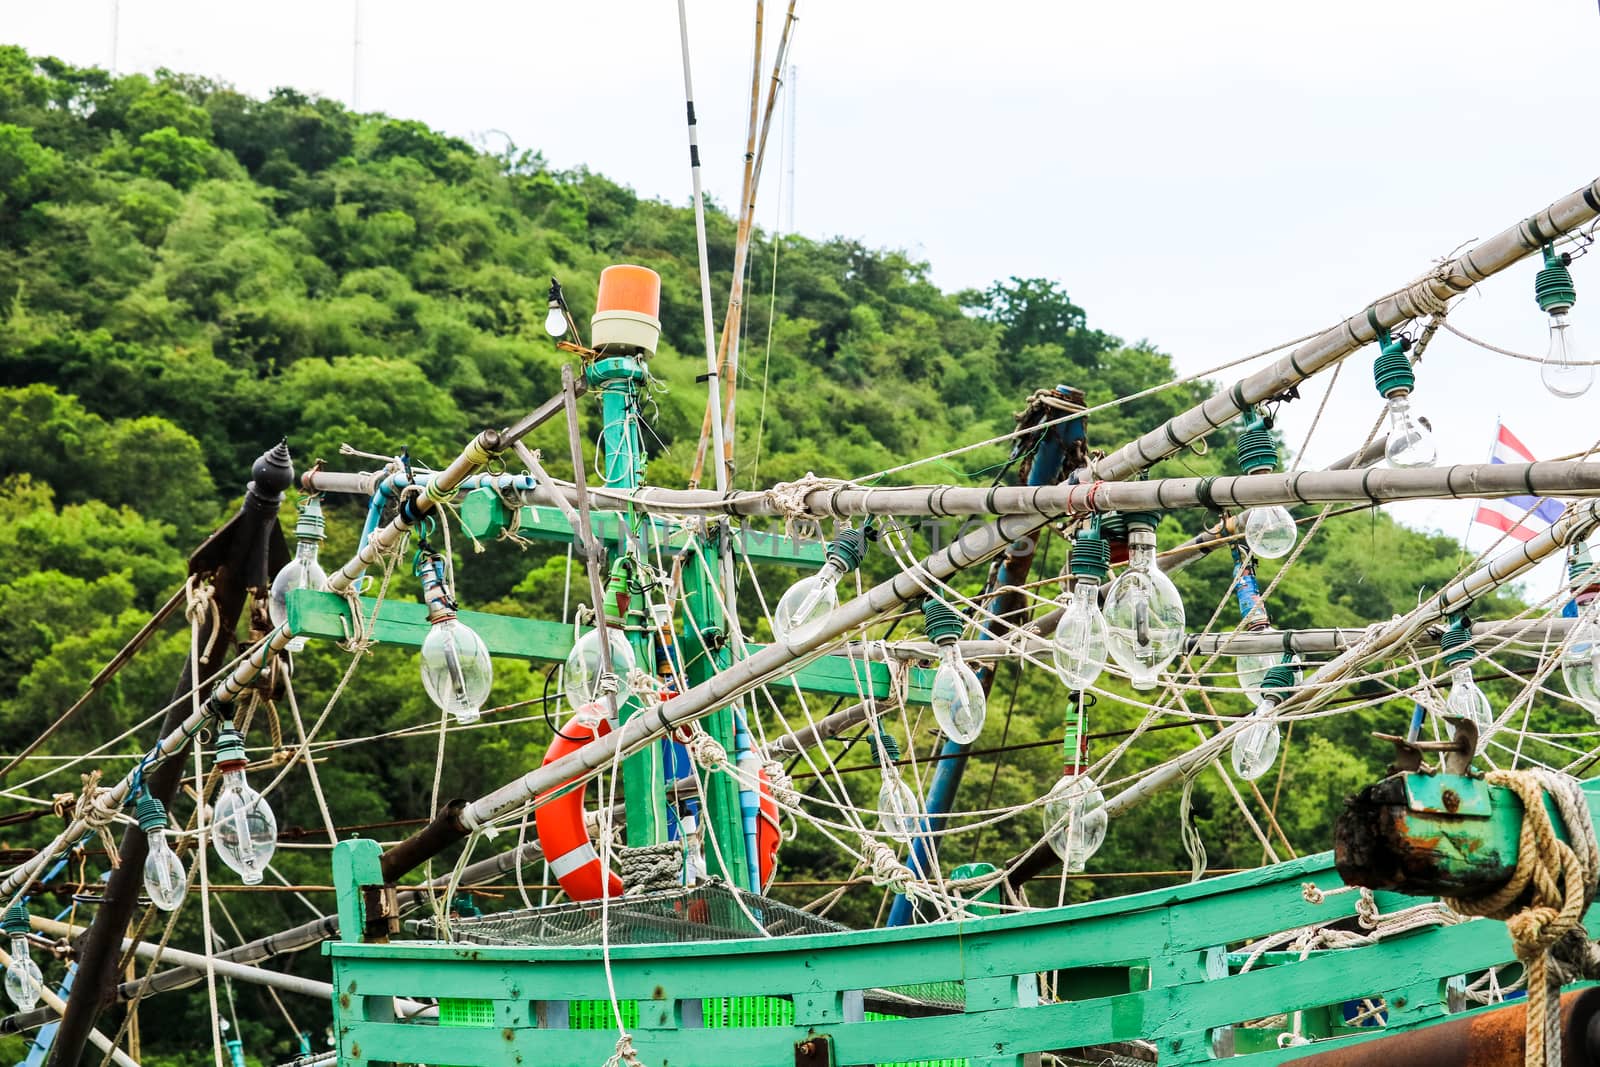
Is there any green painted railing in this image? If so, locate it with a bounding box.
[323,827,1569,1067]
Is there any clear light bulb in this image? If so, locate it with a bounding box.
[930,644,986,743]
[561,628,637,713]
[268,540,328,654]
[1383,393,1436,469]
[1243,505,1297,559]
[1043,774,1107,873]
[1542,312,1594,399]
[143,824,187,912]
[1231,695,1282,781]
[212,767,277,886]
[1235,652,1277,698]
[877,775,921,840]
[772,560,843,644]
[1561,614,1600,722]
[421,618,494,725]
[4,936,40,1011]
[1052,579,1109,690]
[544,303,568,337]
[1445,664,1494,752]
[1103,537,1186,690]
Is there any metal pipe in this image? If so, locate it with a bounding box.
[1291,985,1600,1066]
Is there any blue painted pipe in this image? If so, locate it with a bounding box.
[889,386,1081,926]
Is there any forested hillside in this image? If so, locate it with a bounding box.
[0,48,1551,1065]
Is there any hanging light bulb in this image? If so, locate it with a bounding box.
[1234,408,1297,558]
[1439,614,1494,752]
[1534,243,1594,399]
[1561,611,1600,722]
[871,730,921,840]
[773,526,869,644]
[1231,661,1297,780]
[137,792,187,911]
[1043,719,1106,872]
[923,597,986,743]
[1,904,40,1012]
[210,722,278,886]
[561,627,637,713]
[1102,513,1186,690]
[268,496,329,653]
[1052,522,1111,690]
[1561,544,1600,721]
[1372,328,1436,469]
[417,553,493,725]
[544,277,569,338]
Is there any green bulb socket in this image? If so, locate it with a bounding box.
[136,792,168,833]
[1260,663,1298,694]
[1096,512,1128,543]
[1372,330,1415,399]
[1440,621,1475,668]
[1120,510,1161,532]
[1,903,29,937]
[1570,542,1597,589]
[873,730,901,762]
[826,527,868,573]
[214,723,248,766]
[1235,411,1278,475]
[1067,528,1112,581]
[293,496,326,542]
[1536,245,1577,315]
[921,597,965,645]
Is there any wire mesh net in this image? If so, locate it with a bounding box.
[410,881,847,947]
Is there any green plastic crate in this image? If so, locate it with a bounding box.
[438,998,496,1028]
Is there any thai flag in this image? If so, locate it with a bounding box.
[1471,424,1565,542]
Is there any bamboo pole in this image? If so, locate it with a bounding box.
[499,457,1600,519]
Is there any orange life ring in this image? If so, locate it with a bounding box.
[534,711,624,901]
[535,710,784,900]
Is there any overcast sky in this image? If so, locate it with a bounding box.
[7,0,1599,593]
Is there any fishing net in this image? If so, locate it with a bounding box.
[409,881,845,947]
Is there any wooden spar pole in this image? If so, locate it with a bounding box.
[48,443,292,1067]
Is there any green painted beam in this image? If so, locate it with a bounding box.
[456,487,828,567]
[284,589,934,704]
[326,845,1538,1066]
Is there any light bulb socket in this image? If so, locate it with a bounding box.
[1372,329,1415,399]
[1120,510,1161,533]
[825,527,869,573]
[1536,245,1577,315]
[1067,528,1112,581]
[1,904,29,937]
[1440,620,1475,668]
[292,496,326,542]
[873,730,901,762]
[135,792,168,833]
[921,597,965,646]
[1234,411,1278,474]
[213,723,248,766]
[1260,663,1298,693]
[1569,543,1597,589]
[1096,511,1128,544]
